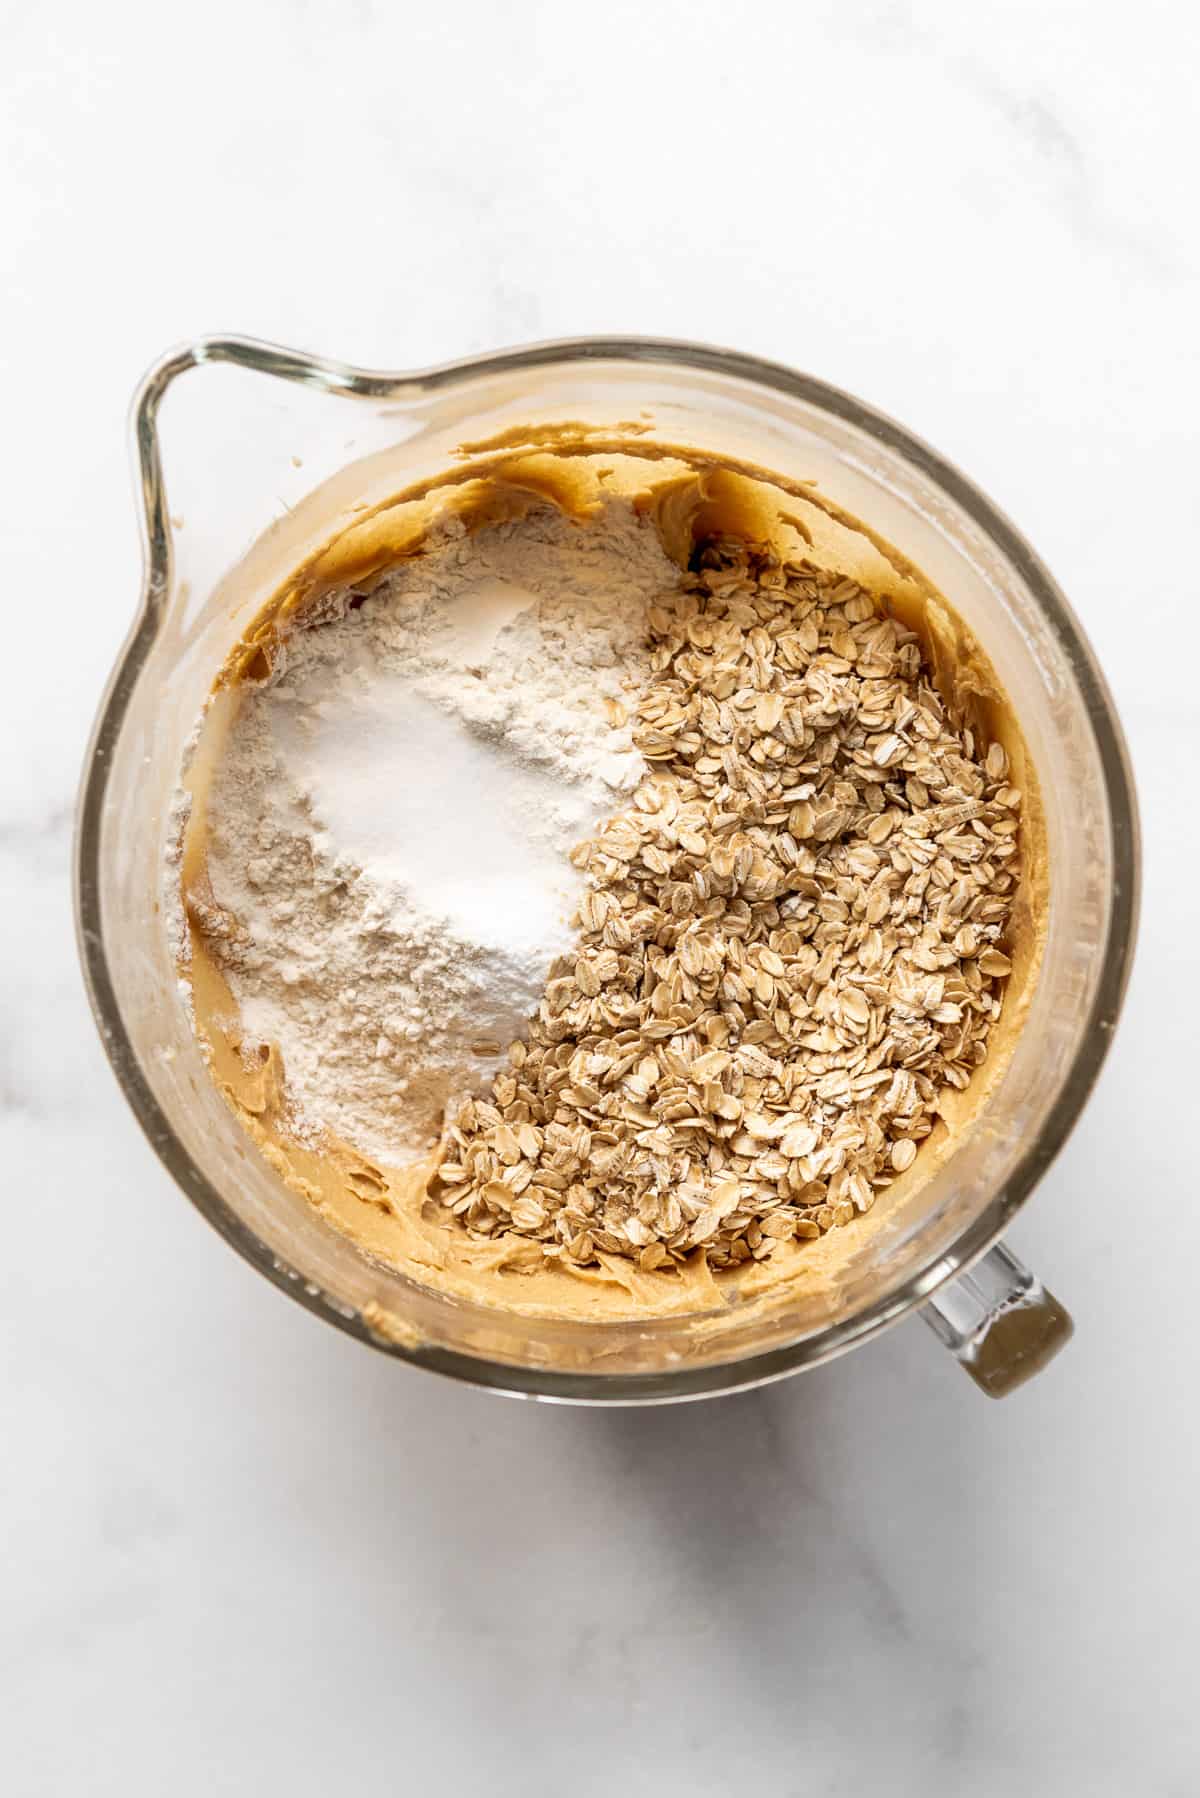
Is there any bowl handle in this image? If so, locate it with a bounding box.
[130,335,436,626]
[920,1241,1073,1397]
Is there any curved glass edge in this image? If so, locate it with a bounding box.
[73,333,1142,1404]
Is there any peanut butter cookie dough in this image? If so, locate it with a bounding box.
[173,431,1047,1324]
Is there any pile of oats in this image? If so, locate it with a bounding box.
[431,538,1020,1273]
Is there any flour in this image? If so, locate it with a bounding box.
[195,499,677,1164]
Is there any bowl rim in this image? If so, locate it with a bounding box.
[74,332,1141,1403]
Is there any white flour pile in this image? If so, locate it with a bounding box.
[197,500,678,1163]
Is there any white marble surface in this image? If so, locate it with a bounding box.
[2,2,1197,1791]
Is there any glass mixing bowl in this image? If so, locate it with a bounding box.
[75,336,1139,1401]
